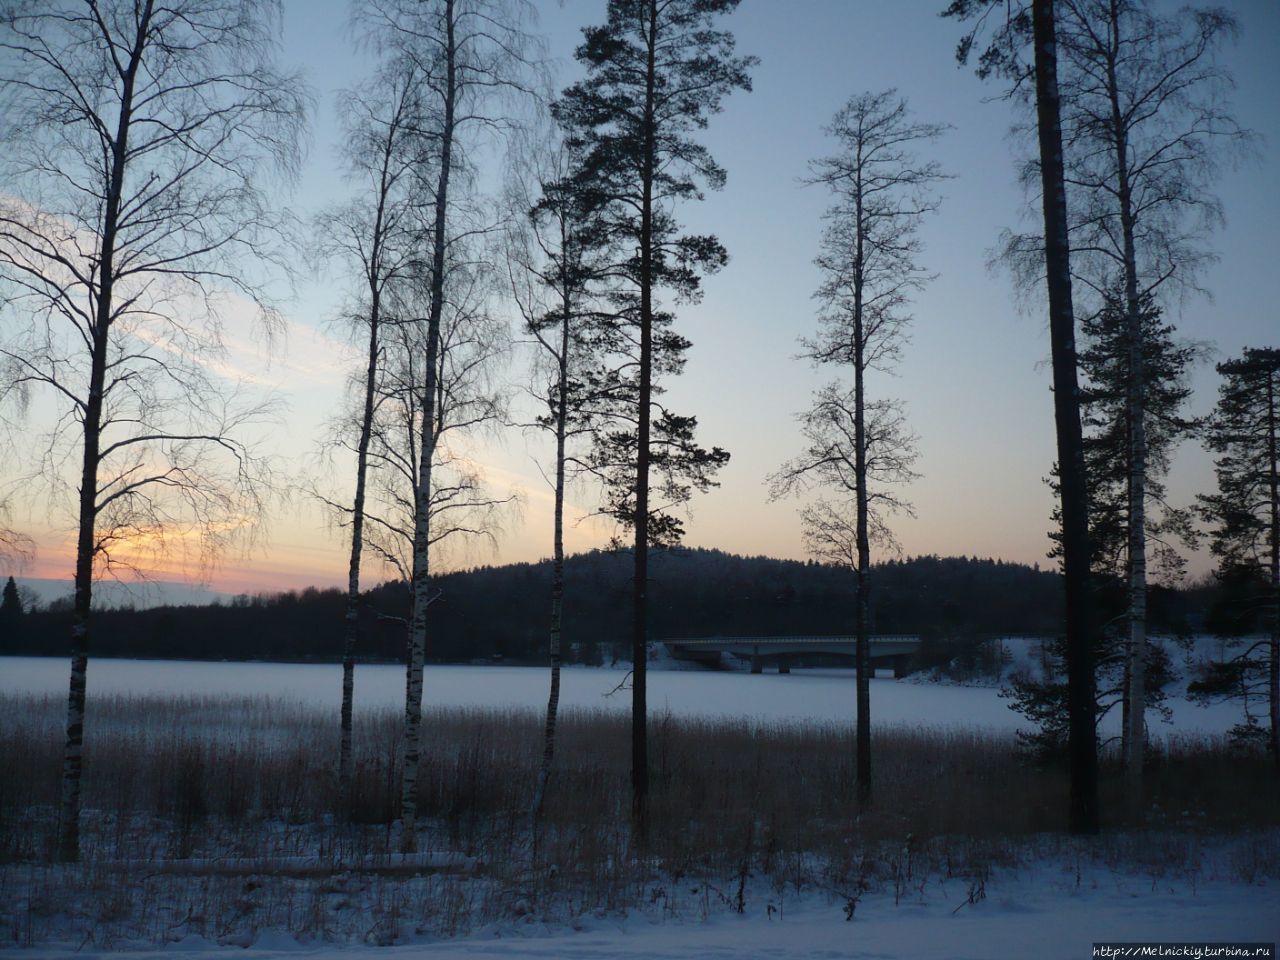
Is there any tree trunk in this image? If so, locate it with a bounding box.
[401,0,455,854]
[61,334,105,862]
[1031,0,1099,834]
[1103,2,1147,802]
[58,4,151,861]
[1120,652,1131,761]
[533,264,572,825]
[1268,369,1279,770]
[339,121,399,813]
[1121,226,1148,803]
[339,285,382,813]
[631,0,658,828]
[853,180,871,809]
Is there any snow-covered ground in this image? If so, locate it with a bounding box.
[17,843,1280,959]
[4,653,1269,956]
[0,653,1245,738]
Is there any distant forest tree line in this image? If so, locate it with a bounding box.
[0,550,1218,665]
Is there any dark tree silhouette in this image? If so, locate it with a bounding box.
[1011,290,1195,764]
[0,575,22,647]
[1196,348,1280,767]
[1077,294,1197,587]
[995,1,1249,798]
[770,90,942,807]
[0,0,307,861]
[1078,291,1197,774]
[946,0,1100,832]
[552,0,754,819]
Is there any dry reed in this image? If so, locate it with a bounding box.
[0,691,1275,947]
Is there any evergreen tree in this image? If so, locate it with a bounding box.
[1078,294,1197,582]
[1009,0,1245,802]
[552,0,754,818]
[946,0,1101,833]
[1195,347,1280,766]
[0,575,22,647]
[1016,290,1197,760]
[1079,291,1197,759]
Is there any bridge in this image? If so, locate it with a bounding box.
[662,635,922,677]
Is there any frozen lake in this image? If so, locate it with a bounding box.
[0,655,1240,737]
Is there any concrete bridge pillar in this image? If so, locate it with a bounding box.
[778,655,791,674]
[750,648,763,674]
[893,654,912,679]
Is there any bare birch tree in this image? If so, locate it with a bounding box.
[313,52,429,813]
[355,0,539,852]
[356,260,515,588]
[998,0,1248,799]
[0,494,33,568]
[0,0,306,862]
[505,139,614,825]
[947,0,1101,835]
[771,90,941,808]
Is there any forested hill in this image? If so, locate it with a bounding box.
[2,550,1203,663]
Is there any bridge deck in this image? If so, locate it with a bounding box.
[663,635,921,675]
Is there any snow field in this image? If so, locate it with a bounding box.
[0,654,1246,736]
[1,655,1273,956]
[10,835,1279,958]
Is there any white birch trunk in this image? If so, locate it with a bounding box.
[400,0,456,854]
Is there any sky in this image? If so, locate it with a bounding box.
[6,0,1280,597]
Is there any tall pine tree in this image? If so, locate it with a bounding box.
[1021,0,1245,801]
[1196,348,1280,767]
[553,0,754,819]
[946,0,1100,832]
[770,91,942,807]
